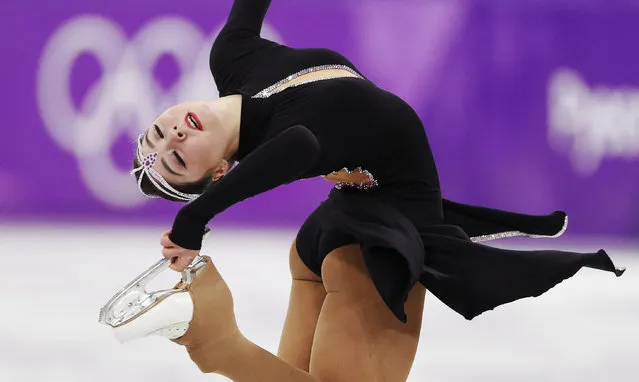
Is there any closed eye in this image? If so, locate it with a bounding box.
[173,151,186,169]
[154,124,164,139]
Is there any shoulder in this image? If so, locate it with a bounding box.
[210,30,279,65]
[209,31,280,83]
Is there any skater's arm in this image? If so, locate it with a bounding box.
[209,0,282,96]
[221,0,273,36]
[169,125,320,250]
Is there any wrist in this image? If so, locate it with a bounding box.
[170,209,207,250]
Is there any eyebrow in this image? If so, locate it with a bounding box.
[144,130,155,149]
[161,157,182,177]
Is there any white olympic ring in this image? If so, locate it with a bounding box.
[36,15,284,208]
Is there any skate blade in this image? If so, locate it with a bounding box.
[99,255,209,328]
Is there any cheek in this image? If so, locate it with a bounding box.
[197,133,224,159]
[186,142,216,171]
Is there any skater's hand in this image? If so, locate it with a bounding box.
[160,230,199,272]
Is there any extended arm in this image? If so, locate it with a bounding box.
[221,0,273,36]
[169,125,320,249]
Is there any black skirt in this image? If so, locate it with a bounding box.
[295,189,625,322]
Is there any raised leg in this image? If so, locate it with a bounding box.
[170,246,426,381]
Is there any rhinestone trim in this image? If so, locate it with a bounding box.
[470,215,569,242]
[252,65,363,99]
[132,136,200,201]
[327,167,379,190]
[470,230,529,243]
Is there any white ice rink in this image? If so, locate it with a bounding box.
[0,224,637,382]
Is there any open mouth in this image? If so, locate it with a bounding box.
[185,112,203,131]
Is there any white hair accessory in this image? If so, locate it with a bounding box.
[131,136,201,202]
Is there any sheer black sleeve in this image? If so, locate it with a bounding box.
[221,0,272,36]
[169,125,320,250]
[210,0,279,96]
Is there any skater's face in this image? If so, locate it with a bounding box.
[138,101,230,185]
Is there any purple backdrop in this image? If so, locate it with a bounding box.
[1,0,638,236]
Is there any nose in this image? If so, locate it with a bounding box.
[168,125,187,142]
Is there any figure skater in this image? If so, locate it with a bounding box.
[119,0,624,380]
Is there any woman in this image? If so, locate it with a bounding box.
[127,0,624,380]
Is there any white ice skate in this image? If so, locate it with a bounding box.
[98,254,209,343]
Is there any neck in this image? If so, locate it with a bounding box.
[208,95,243,160]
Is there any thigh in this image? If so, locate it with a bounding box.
[310,244,426,382]
[277,241,326,371]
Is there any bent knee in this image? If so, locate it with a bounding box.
[289,240,322,282]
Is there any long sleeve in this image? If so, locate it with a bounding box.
[210,0,279,97]
[221,0,273,36]
[169,125,320,250]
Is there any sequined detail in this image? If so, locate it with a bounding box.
[470,231,530,243]
[323,167,379,190]
[252,65,363,99]
[132,135,201,202]
[470,215,569,242]
[144,152,158,168]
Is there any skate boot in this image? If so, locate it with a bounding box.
[98,254,209,343]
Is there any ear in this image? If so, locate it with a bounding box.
[212,159,230,181]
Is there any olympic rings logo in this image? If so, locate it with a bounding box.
[36,15,284,208]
